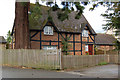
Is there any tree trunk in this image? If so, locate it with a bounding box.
[15,1,30,49]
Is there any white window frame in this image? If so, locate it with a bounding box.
[85,45,88,51]
[44,26,53,35]
[82,30,88,37]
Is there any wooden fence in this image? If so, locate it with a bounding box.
[2,49,61,69]
[62,55,118,69]
[2,49,118,70]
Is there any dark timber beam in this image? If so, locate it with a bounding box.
[87,37,89,43]
[30,31,31,48]
[58,33,60,49]
[31,40,59,42]
[73,34,75,55]
[59,33,66,40]
[93,35,96,54]
[31,39,94,44]
[67,50,81,52]
[50,40,51,46]
[68,34,72,39]
[31,31,39,38]
[81,33,82,55]
[89,34,94,42]
[40,31,42,49]
[65,34,68,54]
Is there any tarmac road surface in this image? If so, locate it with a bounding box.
[2,64,118,78]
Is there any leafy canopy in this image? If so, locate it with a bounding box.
[6,30,12,44]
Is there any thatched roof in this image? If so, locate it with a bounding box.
[0,36,7,44]
[29,5,96,34]
[95,34,117,45]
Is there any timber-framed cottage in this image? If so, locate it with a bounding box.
[11,5,97,55]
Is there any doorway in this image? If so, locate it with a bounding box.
[88,45,93,55]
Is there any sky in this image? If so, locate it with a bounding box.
[0,0,107,37]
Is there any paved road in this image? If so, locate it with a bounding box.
[65,64,118,78]
[2,67,83,78]
[2,64,118,78]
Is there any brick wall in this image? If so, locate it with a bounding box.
[12,22,95,55]
[96,45,115,51]
[30,30,95,55]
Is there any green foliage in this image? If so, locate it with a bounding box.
[6,30,12,49]
[85,51,89,55]
[74,2,85,19]
[6,30,12,44]
[46,2,53,6]
[44,2,86,21]
[102,3,120,30]
[21,2,29,7]
[71,7,74,11]
[114,41,120,51]
[48,15,53,21]
[57,12,69,21]
[29,3,42,27]
[61,37,71,55]
[98,62,108,65]
[52,4,59,11]
[57,5,71,21]
[75,12,81,19]
[101,3,120,50]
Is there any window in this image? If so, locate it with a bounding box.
[43,46,57,50]
[85,45,88,51]
[82,30,88,37]
[44,26,53,35]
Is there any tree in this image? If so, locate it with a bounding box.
[6,30,12,44]
[14,1,30,49]
[6,30,12,49]
[102,3,120,33]
[101,2,120,50]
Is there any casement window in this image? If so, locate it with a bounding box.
[43,46,57,50]
[44,26,53,35]
[82,30,88,37]
[85,45,88,51]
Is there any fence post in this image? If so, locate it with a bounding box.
[59,48,62,69]
[60,48,64,70]
[107,55,110,63]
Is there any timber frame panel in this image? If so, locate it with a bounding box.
[11,21,96,55]
[30,28,96,55]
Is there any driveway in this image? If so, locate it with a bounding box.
[2,64,118,78]
[65,64,118,78]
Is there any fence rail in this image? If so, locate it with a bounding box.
[1,49,119,70]
[62,55,118,69]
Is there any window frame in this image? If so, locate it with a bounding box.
[82,30,88,37]
[44,26,53,35]
[85,45,88,51]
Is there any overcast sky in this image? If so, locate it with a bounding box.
[0,0,107,37]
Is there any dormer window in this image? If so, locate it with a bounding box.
[82,30,88,37]
[44,26,53,35]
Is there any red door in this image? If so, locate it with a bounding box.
[88,45,93,55]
